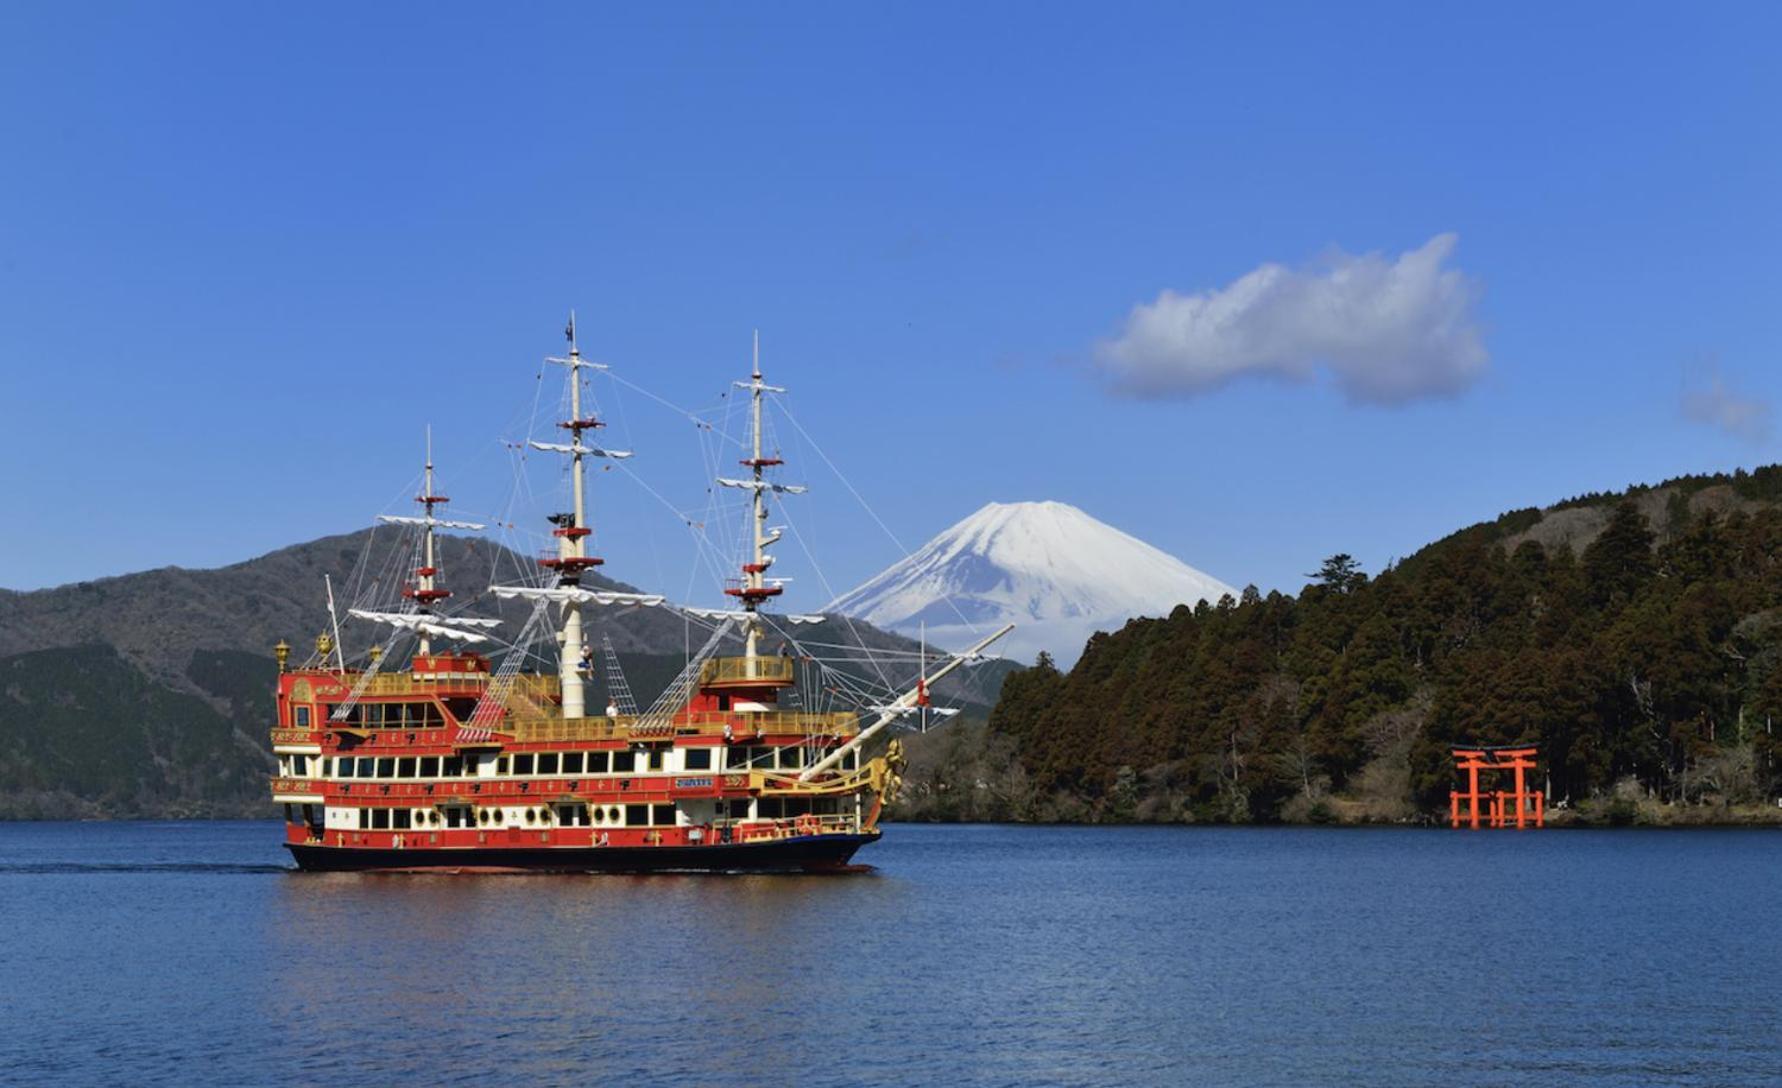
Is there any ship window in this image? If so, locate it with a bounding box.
[841,750,857,771]
[524,808,536,825]
[684,748,712,771]
[356,757,374,778]
[561,752,584,774]
[778,748,804,770]
[591,806,605,825]
[419,756,440,778]
[477,809,490,826]
[729,747,771,770]
[337,759,353,779]
[587,751,610,774]
[397,757,416,778]
[645,748,665,772]
[652,804,675,826]
[294,706,311,728]
[624,804,648,827]
[557,804,587,826]
[376,758,395,778]
[759,798,783,819]
[612,751,635,774]
[364,704,384,727]
[370,809,390,830]
[728,800,750,819]
[393,809,411,830]
[513,754,535,775]
[443,755,463,777]
[497,756,511,775]
[537,753,559,775]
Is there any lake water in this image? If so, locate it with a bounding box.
[2,822,1779,1086]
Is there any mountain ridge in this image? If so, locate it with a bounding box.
[829,500,1236,666]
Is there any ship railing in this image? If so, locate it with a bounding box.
[730,814,857,841]
[698,655,796,687]
[503,710,858,744]
[347,672,491,696]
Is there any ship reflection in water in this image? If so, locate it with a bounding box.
[5,820,1781,1086]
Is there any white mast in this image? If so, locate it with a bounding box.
[485,319,658,713]
[418,427,437,656]
[717,331,804,660]
[524,312,630,719]
[746,331,766,660]
[370,429,487,659]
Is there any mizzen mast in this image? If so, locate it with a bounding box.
[374,428,487,656]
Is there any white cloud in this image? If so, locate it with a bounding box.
[1682,370,1771,443]
[1095,233,1488,405]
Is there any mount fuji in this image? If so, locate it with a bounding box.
[827,501,1237,667]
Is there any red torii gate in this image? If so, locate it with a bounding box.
[1450,746,1544,829]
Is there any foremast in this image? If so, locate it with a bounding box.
[720,331,806,662]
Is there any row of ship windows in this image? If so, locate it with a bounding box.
[284,796,848,830]
[291,703,456,729]
[279,746,856,780]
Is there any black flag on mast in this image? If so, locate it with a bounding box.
[564,315,575,343]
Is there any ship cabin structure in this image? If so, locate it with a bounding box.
[267,320,963,872]
[270,642,886,869]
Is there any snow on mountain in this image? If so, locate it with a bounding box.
[826,501,1237,668]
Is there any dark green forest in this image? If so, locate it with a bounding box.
[934,467,1782,825]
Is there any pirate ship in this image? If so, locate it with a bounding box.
[270,321,1008,872]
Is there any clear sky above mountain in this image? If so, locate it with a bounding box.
[2,4,1778,609]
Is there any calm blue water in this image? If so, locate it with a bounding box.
[2,822,1779,1086]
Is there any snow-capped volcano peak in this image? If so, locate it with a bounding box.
[827,501,1236,666]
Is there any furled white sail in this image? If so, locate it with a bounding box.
[491,585,667,607]
[528,440,633,460]
[715,477,808,494]
[376,514,488,530]
[347,609,495,644]
[680,606,825,624]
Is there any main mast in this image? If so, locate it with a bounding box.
[533,314,626,718]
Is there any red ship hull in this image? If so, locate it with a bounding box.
[287,831,880,874]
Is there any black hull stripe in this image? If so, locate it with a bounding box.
[286,833,879,873]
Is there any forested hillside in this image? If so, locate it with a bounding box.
[970,467,1782,825]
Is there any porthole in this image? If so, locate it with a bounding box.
[478,809,489,825]
[608,806,621,824]
[524,809,535,825]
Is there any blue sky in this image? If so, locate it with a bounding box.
[2,3,1778,608]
